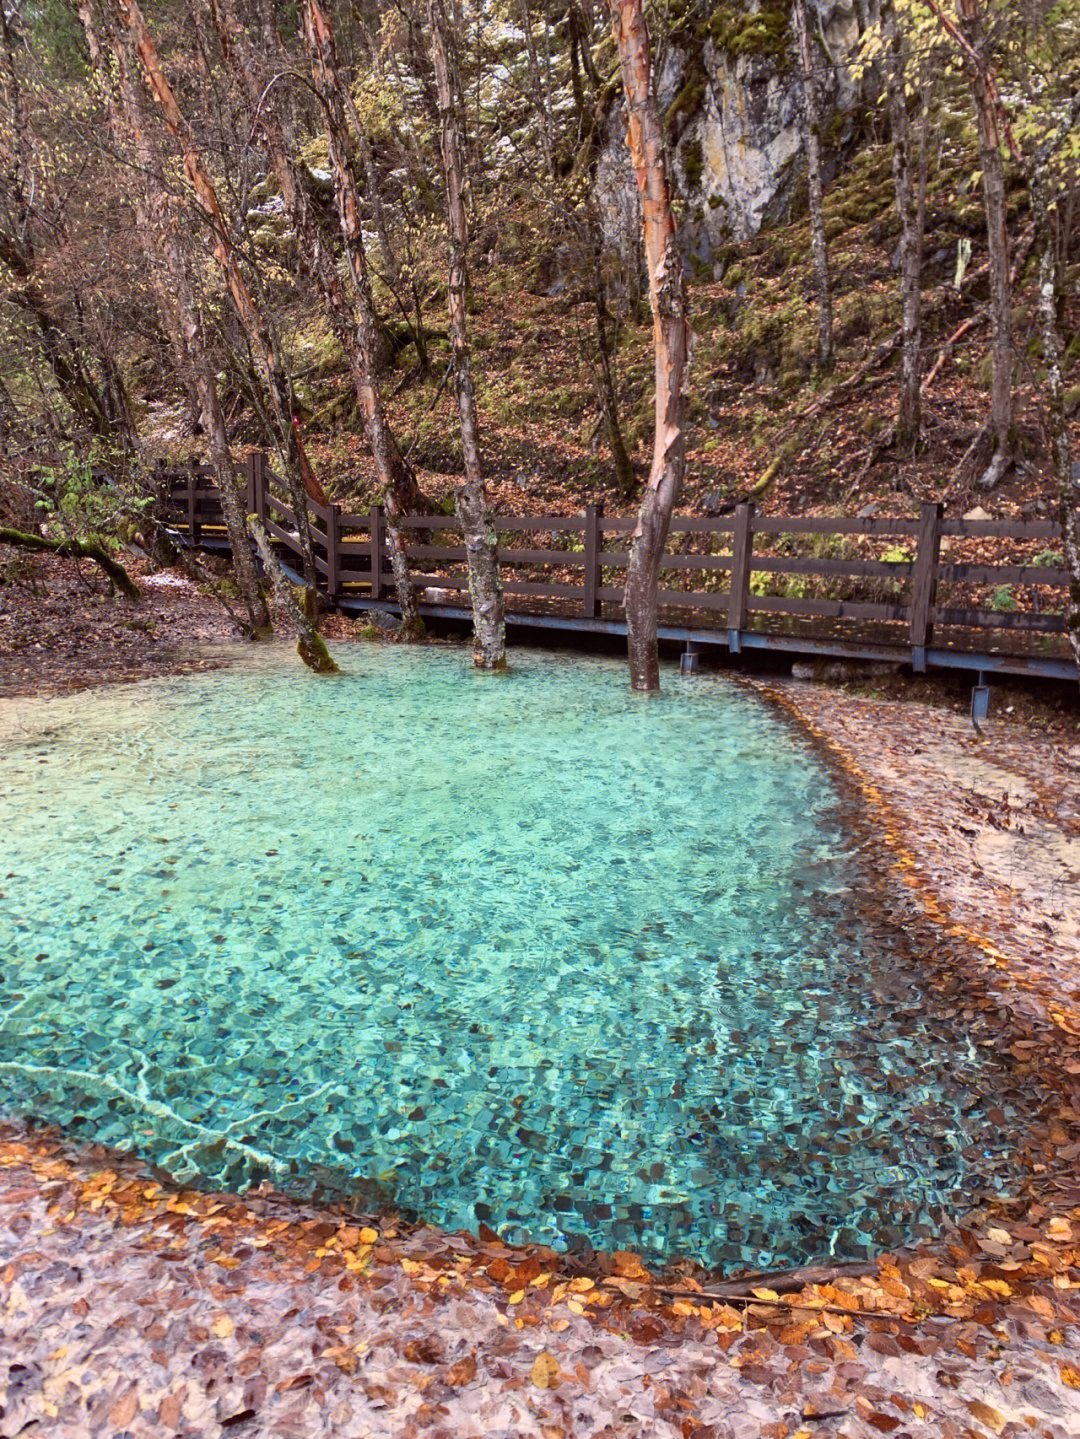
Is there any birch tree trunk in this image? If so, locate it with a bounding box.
[609,0,688,693]
[884,0,923,452]
[429,0,505,670]
[793,0,833,373]
[116,0,321,587]
[302,0,425,639]
[79,0,269,635]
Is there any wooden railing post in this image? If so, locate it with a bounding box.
[327,502,341,599]
[909,501,943,673]
[244,451,257,515]
[188,460,200,545]
[583,502,602,619]
[370,504,383,601]
[255,451,268,525]
[727,502,754,654]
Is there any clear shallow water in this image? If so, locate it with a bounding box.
[0,645,1020,1268]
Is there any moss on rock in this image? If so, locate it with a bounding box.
[707,5,791,61]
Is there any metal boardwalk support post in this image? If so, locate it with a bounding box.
[679,642,700,674]
[971,670,991,727]
[327,502,341,600]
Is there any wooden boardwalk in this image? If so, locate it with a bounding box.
[158,454,1079,683]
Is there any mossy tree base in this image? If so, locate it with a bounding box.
[398,613,427,643]
[247,515,340,675]
[297,633,339,673]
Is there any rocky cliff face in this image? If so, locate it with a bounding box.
[596,0,876,276]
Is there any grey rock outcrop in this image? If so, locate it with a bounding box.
[596,0,876,275]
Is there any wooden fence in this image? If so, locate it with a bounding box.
[157,453,1077,681]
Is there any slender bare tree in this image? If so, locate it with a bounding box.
[78,0,269,634]
[609,0,688,692]
[884,0,924,452]
[793,0,833,372]
[429,0,505,669]
[117,0,322,586]
[588,200,635,499]
[927,0,1018,486]
[207,0,424,631]
[520,0,554,178]
[1029,99,1080,684]
[302,0,426,637]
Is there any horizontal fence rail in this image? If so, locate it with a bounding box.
[155,454,1078,682]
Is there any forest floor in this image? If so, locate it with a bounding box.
[3,568,1080,1437]
[0,545,365,697]
[0,546,239,698]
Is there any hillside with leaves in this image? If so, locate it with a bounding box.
[0,0,1078,651]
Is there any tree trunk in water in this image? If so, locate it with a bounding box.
[302,0,425,639]
[118,0,320,586]
[954,0,1012,486]
[429,0,505,670]
[793,0,833,373]
[81,0,269,635]
[609,0,688,692]
[248,518,339,674]
[884,0,922,452]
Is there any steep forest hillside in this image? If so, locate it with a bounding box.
[0,0,1078,641]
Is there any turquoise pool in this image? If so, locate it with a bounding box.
[0,645,1020,1268]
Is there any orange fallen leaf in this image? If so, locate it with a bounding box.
[446,1354,477,1386]
[109,1388,138,1428]
[530,1352,561,1389]
[980,1279,1012,1298]
[967,1399,1005,1434]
